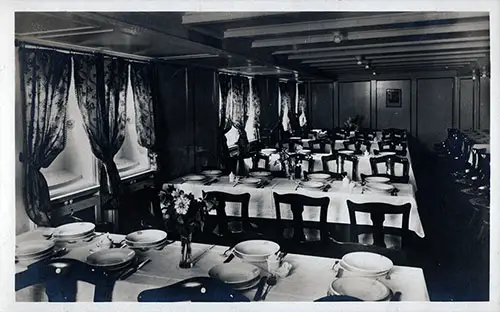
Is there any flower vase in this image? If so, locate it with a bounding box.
[179,234,193,268]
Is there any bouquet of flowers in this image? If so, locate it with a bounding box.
[159,184,216,238]
[344,115,364,131]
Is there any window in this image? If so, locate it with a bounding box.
[40,62,151,200]
[114,69,151,179]
[40,61,98,200]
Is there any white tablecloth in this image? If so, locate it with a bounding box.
[15,230,430,302]
[172,177,425,238]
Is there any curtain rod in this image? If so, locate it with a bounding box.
[15,39,152,64]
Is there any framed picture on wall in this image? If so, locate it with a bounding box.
[386,89,402,107]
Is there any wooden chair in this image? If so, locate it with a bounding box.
[273,193,331,244]
[390,156,410,183]
[344,139,371,155]
[251,153,270,170]
[16,258,117,302]
[346,200,411,250]
[337,154,359,181]
[138,277,250,302]
[202,191,260,241]
[321,153,339,173]
[369,155,391,175]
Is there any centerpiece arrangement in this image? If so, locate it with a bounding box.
[159,185,216,268]
[274,145,312,180]
[343,115,364,132]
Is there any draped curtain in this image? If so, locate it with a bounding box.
[73,54,128,210]
[229,76,250,154]
[298,82,308,128]
[130,62,157,170]
[279,81,292,133]
[245,78,261,142]
[217,73,232,170]
[20,48,72,226]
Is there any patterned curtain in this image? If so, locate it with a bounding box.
[249,78,261,141]
[279,81,292,133]
[229,76,250,154]
[217,73,232,171]
[20,48,72,226]
[298,82,307,128]
[130,62,157,170]
[73,54,128,210]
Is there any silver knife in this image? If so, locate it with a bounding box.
[191,244,216,265]
[119,258,151,280]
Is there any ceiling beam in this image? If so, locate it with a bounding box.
[35,28,115,39]
[308,53,487,67]
[289,40,490,60]
[225,12,488,38]
[252,20,489,48]
[182,12,289,25]
[274,35,489,55]
[318,60,476,70]
[326,65,466,73]
[301,49,491,64]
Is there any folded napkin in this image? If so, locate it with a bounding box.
[276,262,293,278]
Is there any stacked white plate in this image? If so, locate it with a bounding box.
[290,137,301,140]
[16,240,56,263]
[378,151,396,157]
[328,277,392,301]
[308,172,332,182]
[260,148,277,155]
[300,181,325,189]
[249,171,272,178]
[201,169,223,177]
[125,229,168,250]
[209,262,261,290]
[233,240,280,262]
[53,222,96,243]
[86,248,136,271]
[338,150,355,155]
[365,182,394,193]
[297,149,311,155]
[339,252,393,277]
[239,177,262,188]
[183,174,208,184]
[364,176,391,183]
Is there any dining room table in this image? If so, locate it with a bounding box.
[170,176,425,238]
[15,229,430,302]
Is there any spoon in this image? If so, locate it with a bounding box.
[261,275,277,300]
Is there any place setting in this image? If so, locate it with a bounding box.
[329,252,400,301]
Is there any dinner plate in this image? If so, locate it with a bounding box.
[260,148,277,155]
[86,249,136,269]
[232,275,261,290]
[378,152,396,157]
[233,240,280,262]
[308,173,331,181]
[290,137,301,140]
[16,240,55,257]
[333,261,389,278]
[208,263,261,285]
[364,176,391,183]
[249,171,272,178]
[365,183,394,192]
[125,229,168,245]
[53,222,95,238]
[183,174,208,183]
[201,169,223,177]
[329,277,391,301]
[126,236,169,249]
[338,150,355,155]
[341,252,393,274]
[300,181,325,189]
[297,149,311,155]
[240,177,261,185]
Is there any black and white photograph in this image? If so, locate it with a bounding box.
[2,1,499,311]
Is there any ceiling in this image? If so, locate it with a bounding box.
[15,11,491,80]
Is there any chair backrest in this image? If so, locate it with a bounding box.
[16,258,117,302]
[273,192,330,243]
[390,156,410,181]
[202,191,251,235]
[343,139,370,154]
[321,153,339,173]
[251,153,270,170]
[337,154,359,181]
[308,139,327,153]
[138,277,250,302]
[369,155,391,175]
[346,200,411,248]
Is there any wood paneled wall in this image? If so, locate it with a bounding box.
[308,72,490,150]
